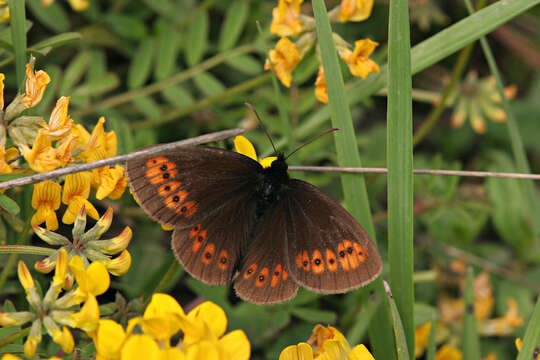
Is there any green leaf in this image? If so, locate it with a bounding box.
[218,0,249,51]
[193,72,225,97]
[60,51,91,94]
[290,307,336,324]
[31,32,81,50]
[385,281,411,360]
[132,95,161,118]
[0,194,20,215]
[27,0,70,33]
[185,10,209,66]
[155,23,181,81]
[9,0,27,87]
[72,73,120,97]
[387,0,415,354]
[128,38,156,89]
[225,54,262,75]
[161,85,194,107]
[104,14,147,40]
[0,173,26,181]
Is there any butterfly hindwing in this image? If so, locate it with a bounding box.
[284,180,382,293]
[233,201,299,304]
[126,147,263,285]
[171,193,257,285]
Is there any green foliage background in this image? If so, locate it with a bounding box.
[1,0,540,359]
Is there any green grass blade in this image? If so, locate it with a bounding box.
[426,317,436,360]
[311,1,396,359]
[387,0,414,355]
[273,0,540,152]
[384,281,411,360]
[462,267,480,359]
[9,0,28,88]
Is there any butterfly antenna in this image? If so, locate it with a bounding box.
[285,128,339,160]
[245,102,278,155]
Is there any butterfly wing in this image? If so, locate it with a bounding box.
[283,180,382,293]
[233,200,299,304]
[126,146,263,285]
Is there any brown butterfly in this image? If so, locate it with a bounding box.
[126,136,382,304]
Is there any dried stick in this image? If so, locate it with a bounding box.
[0,128,245,190]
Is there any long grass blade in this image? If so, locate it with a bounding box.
[387,0,414,354]
[8,0,28,87]
[311,1,396,358]
[384,281,411,360]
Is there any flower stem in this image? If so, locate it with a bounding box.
[0,220,32,291]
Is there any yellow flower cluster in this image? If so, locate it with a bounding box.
[0,64,128,229]
[34,206,132,277]
[266,0,379,103]
[0,249,110,358]
[91,293,250,360]
[279,324,374,359]
[414,270,524,359]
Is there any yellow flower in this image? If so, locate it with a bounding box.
[450,72,517,134]
[279,325,374,360]
[264,37,301,88]
[55,132,79,167]
[67,255,110,305]
[121,334,161,360]
[94,319,128,360]
[68,0,89,11]
[92,165,128,200]
[42,96,73,139]
[62,171,100,224]
[479,298,523,336]
[339,39,380,79]
[31,180,61,230]
[0,146,15,174]
[101,249,131,276]
[0,1,9,23]
[414,321,432,358]
[270,0,304,37]
[44,316,74,354]
[23,63,51,109]
[69,293,100,332]
[23,130,62,172]
[233,136,277,168]
[314,67,329,104]
[435,344,462,360]
[338,0,374,22]
[79,117,117,162]
[25,320,42,357]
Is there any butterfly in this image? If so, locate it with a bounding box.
[126,135,382,304]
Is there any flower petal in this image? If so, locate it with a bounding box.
[279,343,314,360]
[234,136,257,161]
[95,319,126,359]
[187,301,227,339]
[219,329,251,360]
[120,334,160,360]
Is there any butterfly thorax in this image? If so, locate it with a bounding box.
[252,155,289,222]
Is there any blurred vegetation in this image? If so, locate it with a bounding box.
[1,0,540,359]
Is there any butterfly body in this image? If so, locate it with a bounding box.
[126,145,382,304]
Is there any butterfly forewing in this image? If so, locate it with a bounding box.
[283,180,382,293]
[233,201,299,304]
[126,147,263,285]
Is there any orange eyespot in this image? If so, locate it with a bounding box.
[201,242,215,265]
[146,156,168,168]
[337,242,350,271]
[192,229,206,252]
[282,269,289,281]
[325,249,338,272]
[165,190,188,209]
[311,249,324,274]
[271,264,282,287]
[149,169,178,184]
[157,162,177,172]
[244,264,257,279]
[256,267,269,287]
[354,242,366,262]
[157,181,182,197]
[301,250,310,271]
[177,201,197,218]
[296,252,303,269]
[218,250,229,270]
[189,224,202,239]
